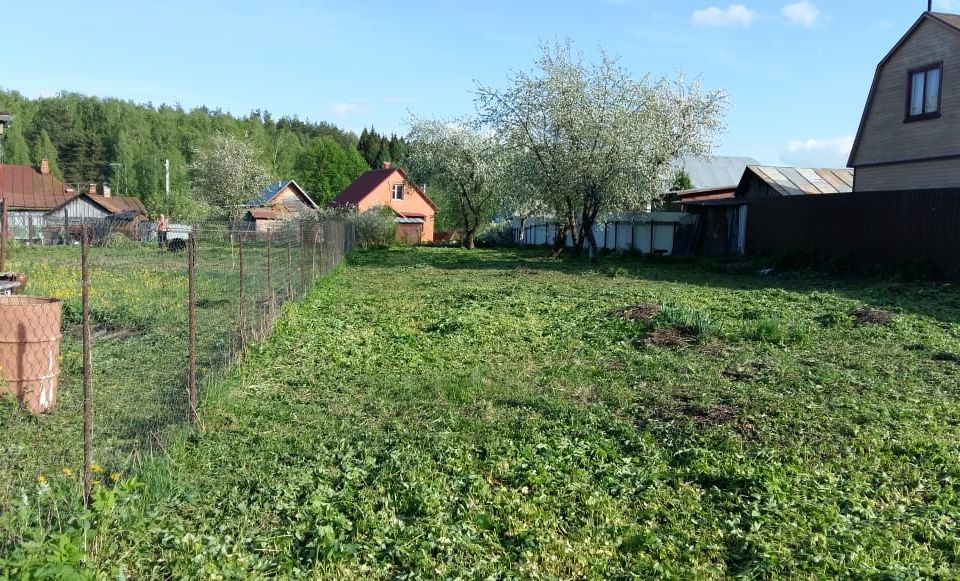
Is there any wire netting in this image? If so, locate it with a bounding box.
[0,214,355,503]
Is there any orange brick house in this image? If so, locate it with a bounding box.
[330,162,437,243]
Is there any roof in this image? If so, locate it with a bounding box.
[330,168,438,211]
[0,164,74,210]
[48,193,148,216]
[247,207,285,220]
[673,156,761,189]
[675,185,737,202]
[849,11,960,166]
[247,179,318,209]
[739,166,854,196]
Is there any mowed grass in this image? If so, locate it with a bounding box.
[11,246,960,577]
[50,248,960,578]
[0,239,294,506]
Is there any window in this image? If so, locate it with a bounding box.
[392,183,404,200]
[906,62,942,121]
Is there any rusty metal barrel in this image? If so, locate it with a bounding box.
[0,296,62,414]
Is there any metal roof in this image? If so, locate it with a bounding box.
[1,163,75,210]
[746,166,853,196]
[673,155,761,189]
[248,180,293,207]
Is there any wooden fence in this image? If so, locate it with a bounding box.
[745,189,960,273]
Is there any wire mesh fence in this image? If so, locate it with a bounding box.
[0,215,355,505]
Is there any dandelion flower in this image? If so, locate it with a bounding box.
[36,474,47,485]
[110,472,120,483]
[91,463,103,474]
[62,467,73,477]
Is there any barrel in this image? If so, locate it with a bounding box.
[0,296,62,414]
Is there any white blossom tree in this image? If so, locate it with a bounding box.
[189,132,271,222]
[477,41,727,260]
[405,118,507,249]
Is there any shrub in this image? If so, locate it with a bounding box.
[350,205,396,249]
[476,222,514,247]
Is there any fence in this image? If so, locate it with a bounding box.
[0,215,355,505]
[745,188,960,273]
[513,212,699,256]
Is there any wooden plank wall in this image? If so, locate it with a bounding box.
[745,189,960,272]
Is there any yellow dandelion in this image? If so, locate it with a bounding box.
[110,472,120,482]
[36,474,47,485]
[91,463,103,474]
[62,467,73,477]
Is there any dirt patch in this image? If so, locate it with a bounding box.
[685,404,755,438]
[611,302,661,321]
[932,352,960,364]
[721,362,767,382]
[850,308,897,327]
[640,325,697,348]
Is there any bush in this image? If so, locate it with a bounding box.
[476,222,514,247]
[349,205,396,249]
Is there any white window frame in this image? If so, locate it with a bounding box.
[392,183,404,200]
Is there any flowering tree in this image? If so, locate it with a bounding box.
[405,118,506,249]
[189,132,271,221]
[477,41,727,260]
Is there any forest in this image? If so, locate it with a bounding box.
[0,89,406,218]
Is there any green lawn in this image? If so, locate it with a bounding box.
[5,246,960,577]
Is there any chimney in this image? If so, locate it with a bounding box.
[382,161,392,169]
[88,182,98,195]
[102,183,111,198]
[40,158,50,175]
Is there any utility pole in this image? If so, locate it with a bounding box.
[164,158,170,212]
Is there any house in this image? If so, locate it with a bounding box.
[0,160,75,240]
[672,155,760,189]
[243,179,318,234]
[330,162,438,244]
[848,10,960,191]
[46,183,148,242]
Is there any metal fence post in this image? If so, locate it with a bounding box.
[238,232,245,342]
[188,232,198,426]
[266,231,274,316]
[286,232,294,299]
[81,226,93,507]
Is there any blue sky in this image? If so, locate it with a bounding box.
[3,0,956,166]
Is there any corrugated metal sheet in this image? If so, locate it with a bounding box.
[748,166,854,196]
[1,164,74,210]
[673,156,761,189]
[248,180,293,207]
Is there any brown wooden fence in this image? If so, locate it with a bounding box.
[745,189,960,273]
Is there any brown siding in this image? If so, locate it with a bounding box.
[745,189,960,273]
[856,158,960,191]
[853,19,960,170]
[271,187,313,214]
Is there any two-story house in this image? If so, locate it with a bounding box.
[330,162,438,244]
[849,10,960,191]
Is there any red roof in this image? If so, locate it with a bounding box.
[330,168,438,210]
[0,164,74,210]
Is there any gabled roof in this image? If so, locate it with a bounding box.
[1,163,74,210]
[330,168,438,211]
[247,179,318,209]
[848,12,960,166]
[48,193,147,216]
[738,166,853,196]
[672,156,761,189]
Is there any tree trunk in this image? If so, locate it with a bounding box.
[549,224,569,258]
[584,225,599,263]
[463,230,477,249]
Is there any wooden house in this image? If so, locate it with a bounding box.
[849,11,960,191]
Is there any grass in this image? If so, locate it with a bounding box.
[4,246,960,577]
[0,238,310,509]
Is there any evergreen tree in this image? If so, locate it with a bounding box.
[31,130,62,178]
[671,169,694,191]
[2,123,32,165]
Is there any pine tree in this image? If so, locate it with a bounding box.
[31,130,62,178]
[2,123,32,165]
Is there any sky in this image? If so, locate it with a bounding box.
[2,0,957,167]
